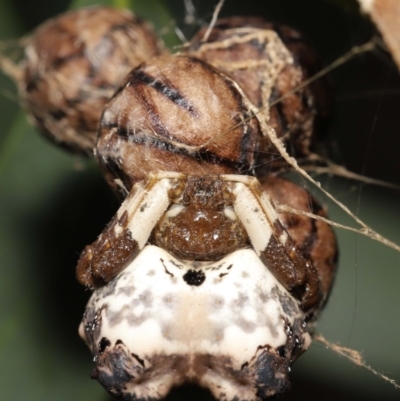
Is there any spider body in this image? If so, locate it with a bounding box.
[78,173,336,401]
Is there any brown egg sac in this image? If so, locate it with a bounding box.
[96,54,263,197]
[186,17,331,169]
[19,6,165,155]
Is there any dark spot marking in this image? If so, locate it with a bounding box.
[49,109,67,121]
[277,346,286,358]
[219,272,228,279]
[183,269,205,286]
[99,337,111,354]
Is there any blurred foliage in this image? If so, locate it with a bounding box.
[0,1,399,401]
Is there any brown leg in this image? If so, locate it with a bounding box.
[261,176,338,315]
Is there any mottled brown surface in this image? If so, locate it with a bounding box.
[76,213,139,288]
[20,6,164,155]
[152,176,249,260]
[97,55,262,195]
[262,176,338,313]
[187,17,331,169]
[261,235,320,313]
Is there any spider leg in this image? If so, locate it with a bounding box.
[262,176,338,315]
[223,174,321,312]
[76,172,184,288]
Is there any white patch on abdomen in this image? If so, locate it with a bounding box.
[82,245,302,369]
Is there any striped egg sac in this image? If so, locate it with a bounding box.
[96,54,263,197]
[186,16,331,171]
[20,6,165,155]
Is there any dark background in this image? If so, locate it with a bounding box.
[0,1,399,401]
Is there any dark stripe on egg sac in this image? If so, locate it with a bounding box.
[52,47,85,69]
[131,70,199,116]
[103,121,252,172]
[133,81,172,139]
[109,21,142,37]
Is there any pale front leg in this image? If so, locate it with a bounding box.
[223,175,321,312]
[76,172,184,288]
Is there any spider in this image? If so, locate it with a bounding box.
[0,0,398,400]
[75,163,338,399]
